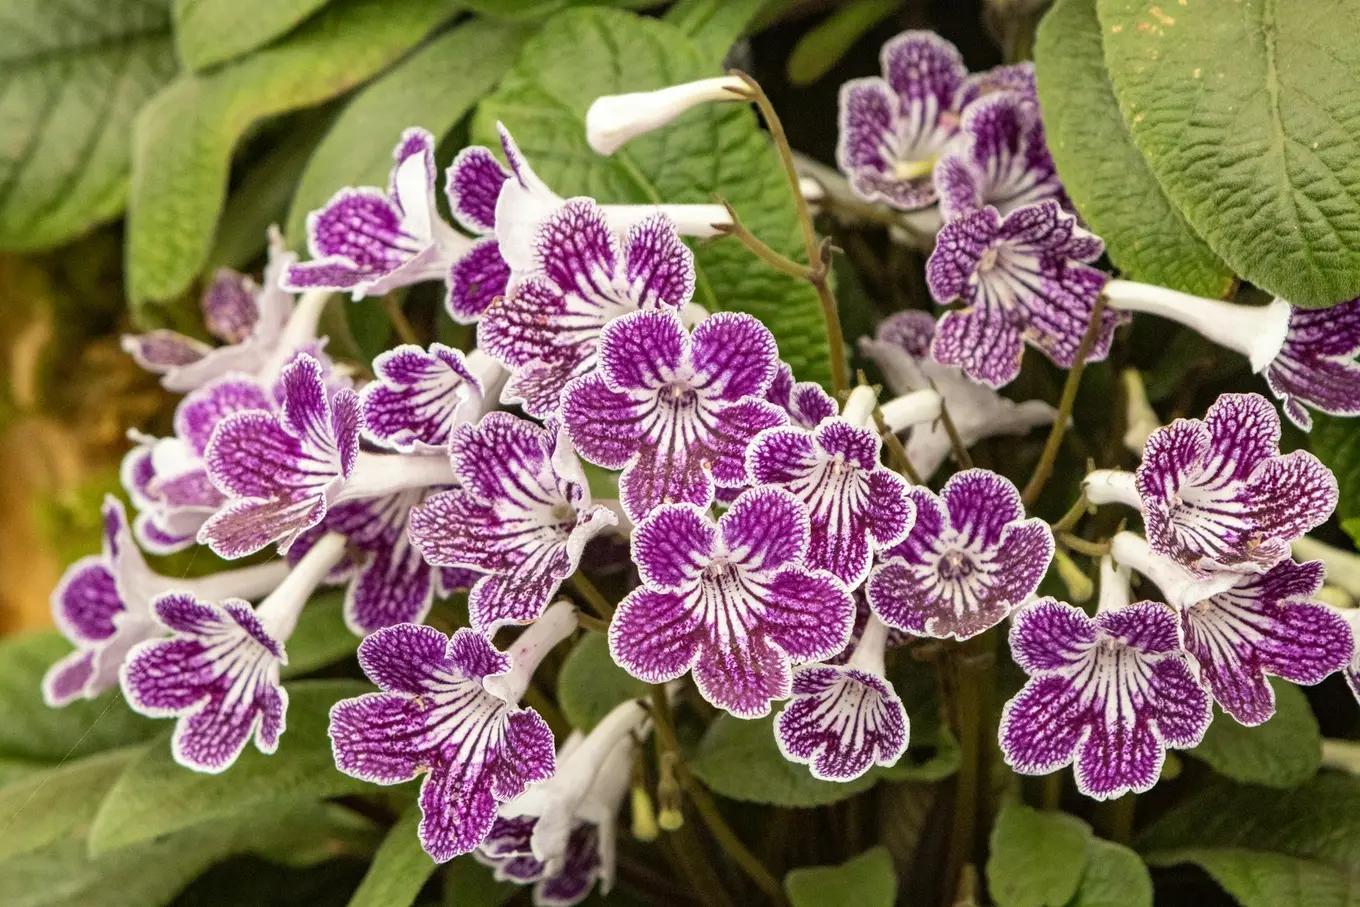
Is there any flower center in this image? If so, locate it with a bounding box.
[705,557,732,579]
[551,502,576,526]
[977,246,1000,272]
[938,549,975,580]
[893,156,937,182]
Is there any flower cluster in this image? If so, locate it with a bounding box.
[34,26,1360,896]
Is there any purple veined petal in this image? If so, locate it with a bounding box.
[534,822,604,907]
[621,213,696,311]
[746,425,818,485]
[359,623,503,694]
[999,673,1085,776]
[201,269,259,344]
[931,304,1026,389]
[43,649,98,707]
[691,633,794,719]
[447,237,511,323]
[290,188,418,286]
[760,567,857,664]
[1264,297,1360,431]
[1181,559,1353,725]
[632,504,718,591]
[122,330,212,374]
[935,93,1065,221]
[466,550,572,633]
[174,376,273,457]
[446,145,509,235]
[882,30,967,111]
[51,557,122,645]
[445,411,554,507]
[361,343,482,453]
[689,312,780,402]
[596,308,687,392]
[957,61,1038,108]
[1008,597,1096,673]
[492,708,558,800]
[766,362,838,429]
[327,691,432,783]
[536,198,623,299]
[716,486,810,576]
[776,664,909,781]
[560,373,649,470]
[326,491,441,635]
[609,587,705,684]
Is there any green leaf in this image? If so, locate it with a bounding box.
[1147,849,1360,907]
[286,18,530,245]
[784,846,897,907]
[473,7,833,385]
[1310,413,1360,524]
[1189,678,1320,788]
[346,805,435,907]
[1138,774,1360,874]
[1072,838,1153,907]
[986,803,1092,907]
[126,0,459,323]
[0,0,179,251]
[786,0,899,87]
[0,632,159,773]
[173,0,335,71]
[88,680,376,853]
[556,632,648,732]
[1096,0,1360,308]
[442,853,518,906]
[281,592,359,678]
[0,800,370,907]
[1034,0,1233,298]
[0,746,142,862]
[664,0,771,66]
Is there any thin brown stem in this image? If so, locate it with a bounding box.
[1041,772,1063,811]
[937,401,974,470]
[1049,490,1091,537]
[576,612,609,634]
[874,405,924,485]
[714,201,813,280]
[569,572,615,621]
[381,295,421,346]
[1021,296,1110,506]
[1059,533,1111,558]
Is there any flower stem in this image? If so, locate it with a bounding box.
[1021,294,1110,507]
[1040,772,1063,811]
[1059,533,1111,558]
[731,70,849,398]
[382,294,421,346]
[1049,490,1091,536]
[1093,793,1137,846]
[874,405,925,485]
[649,686,788,905]
[713,203,813,280]
[569,572,615,621]
[941,633,993,906]
[938,401,974,470]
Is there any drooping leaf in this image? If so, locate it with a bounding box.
[0,0,179,251]
[126,0,459,324]
[986,803,1092,907]
[785,846,897,907]
[1147,849,1360,907]
[664,0,771,66]
[786,0,899,87]
[1034,0,1233,298]
[286,18,530,245]
[173,0,336,71]
[556,632,648,733]
[1138,774,1360,874]
[1071,838,1153,907]
[88,680,376,853]
[473,7,833,385]
[346,805,435,907]
[281,592,360,678]
[1096,0,1360,308]
[0,746,143,862]
[1189,678,1320,788]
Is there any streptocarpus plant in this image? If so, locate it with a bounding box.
[18,10,1360,907]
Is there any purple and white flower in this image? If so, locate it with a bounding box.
[443,143,513,321]
[775,614,909,782]
[1336,609,1360,707]
[408,413,617,633]
[328,602,575,861]
[1179,557,1353,726]
[360,343,500,454]
[867,469,1052,640]
[926,200,1118,388]
[934,92,1065,222]
[859,310,1057,480]
[200,353,455,559]
[43,496,288,707]
[609,486,854,718]
[956,61,1038,108]
[119,533,348,772]
[479,191,696,419]
[836,31,968,211]
[765,362,838,430]
[1103,281,1360,431]
[1085,393,1338,577]
[561,309,786,523]
[1108,531,1240,609]
[746,387,915,587]
[1000,597,1212,800]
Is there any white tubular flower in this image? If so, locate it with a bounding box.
[879,389,944,434]
[1097,555,1133,614]
[586,76,747,155]
[1110,531,1239,608]
[1293,536,1360,599]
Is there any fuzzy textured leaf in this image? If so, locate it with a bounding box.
[473,7,833,385]
[0,0,178,251]
[1072,838,1153,907]
[665,0,770,66]
[1189,678,1320,788]
[87,680,375,853]
[1035,0,1232,297]
[556,632,648,733]
[286,18,529,245]
[1310,413,1360,524]
[0,747,142,862]
[173,0,335,70]
[785,847,897,907]
[127,0,458,322]
[1097,0,1360,307]
[346,806,435,907]
[280,592,359,679]
[1147,849,1360,907]
[987,803,1092,907]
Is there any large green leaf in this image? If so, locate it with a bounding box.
[986,803,1091,907]
[1138,774,1360,874]
[173,0,335,71]
[1188,678,1320,788]
[556,632,648,733]
[1072,838,1153,907]
[784,847,897,907]
[1097,0,1360,308]
[0,632,159,780]
[473,7,833,385]
[346,806,435,907]
[126,0,459,323]
[281,592,360,678]
[286,18,530,245]
[0,746,142,862]
[0,0,179,251]
[88,679,376,853]
[1034,0,1232,298]
[1310,413,1360,525]
[1148,849,1360,907]
[664,0,771,66]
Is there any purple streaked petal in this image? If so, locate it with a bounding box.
[359,624,485,694]
[537,198,621,296]
[931,304,1026,389]
[327,691,430,783]
[958,61,1038,108]
[776,664,909,781]
[1008,597,1096,673]
[42,649,97,707]
[998,674,1084,776]
[622,213,696,311]
[1265,298,1360,430]
[935,93,1064,221]
[299,188,414,278]
[608,587,704,683]
[690,312,780,401]
[632,504,717,590]
[717,486,810,576]
[201,269,258,343]
[766,363,838,429]
[559,374,644,469]
[447,237,511,323]
[52,558,121,644]
[761,567,857,663]
[175,376,272,457]
[446,145,508,235]
[535,822,603,906]
[361,343,482,453]
[493,709,557,799]
[883,30,967,109]
[597,309,686,392]
[467,554,571,632]
[692,634,793,719]
[198,494,328,559]
[122,330,211,373]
